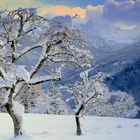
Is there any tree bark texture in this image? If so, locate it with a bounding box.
[75,104,84,136]
[5,103,23,137]
[75,115,82,136]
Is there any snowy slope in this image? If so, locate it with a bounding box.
[60,41,140,85]
[106,57,140,114]
[0,113,140,140]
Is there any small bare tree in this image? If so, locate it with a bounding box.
[62,69,105,136]
[0,8,92,137]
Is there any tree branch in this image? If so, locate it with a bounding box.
[29,73,61,85]
[16,45,42,60]
[30,46,48,78]
[30,39,63,78]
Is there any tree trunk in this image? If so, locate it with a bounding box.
[75,115,82,135]
[5,103,23,137]
[75,104,84,136]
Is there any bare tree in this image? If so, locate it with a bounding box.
[0,8,92,137]
[61,70,105,136]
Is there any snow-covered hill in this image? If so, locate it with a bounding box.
[60,41,140,85]
[0,113,140,140]
[106,58,140,114]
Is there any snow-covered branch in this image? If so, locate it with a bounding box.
[30,45,49,78]
[29,73,61,85]
[16,45,42,60]
[0,65,6,79]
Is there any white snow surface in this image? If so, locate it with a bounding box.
[0,113,140,140]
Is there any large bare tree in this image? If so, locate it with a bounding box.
[0,8,92,137]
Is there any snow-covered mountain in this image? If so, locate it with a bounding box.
[60,40,140,84]
[95,41,140,74]
[79,20,139,51]
[49,15,72,27]
[106,57,140,117]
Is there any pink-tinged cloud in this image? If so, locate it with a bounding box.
[86,5,103,20]
[38,5,86,19]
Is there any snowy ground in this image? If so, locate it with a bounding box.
[0,113,140,140]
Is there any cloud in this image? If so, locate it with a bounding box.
[103,0,140,25]
[86,5,103,21]
[80,1,140,44]
[0,0,86,19]
[0,0,140,26]
[84,0,140,28]
[38,5,86,19]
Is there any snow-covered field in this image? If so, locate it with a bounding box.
[0,113,140,140]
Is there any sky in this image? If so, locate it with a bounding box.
[33,0,129,7]
[0,0,139,22]
[0,0,140,43]
[0,0,131,9]
[0,0,136,9]
[0,0,139,26]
